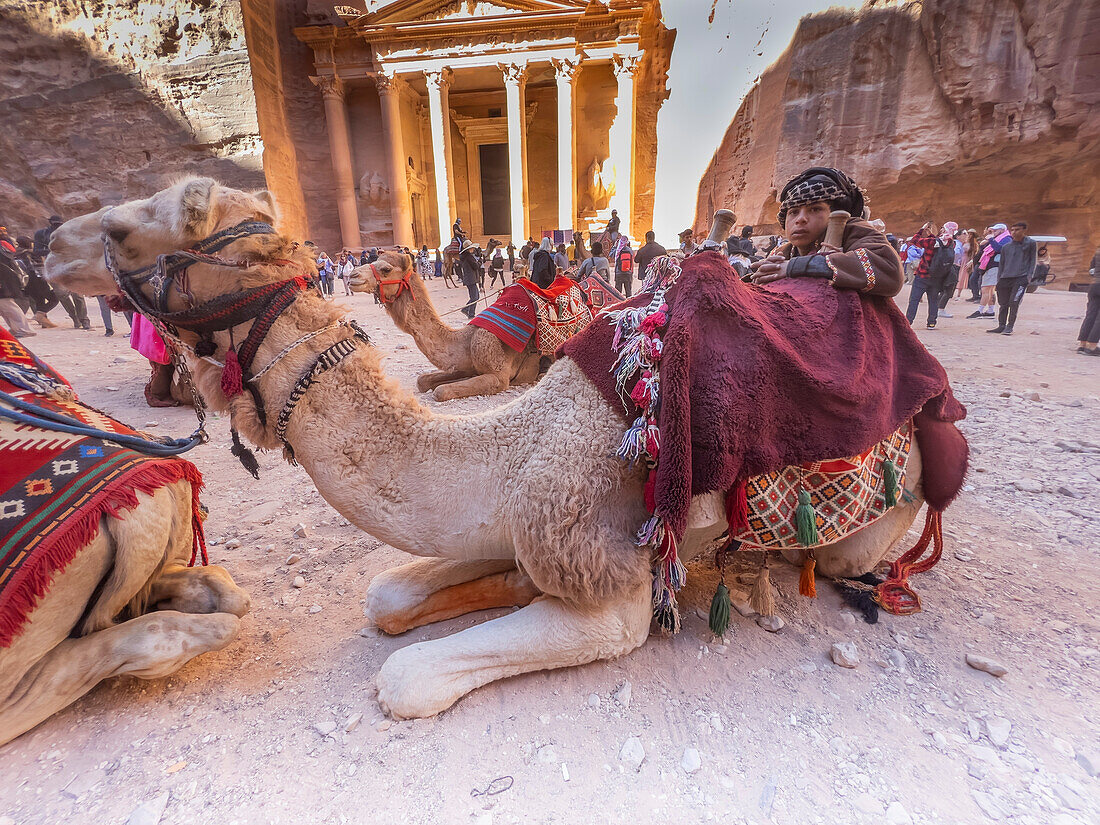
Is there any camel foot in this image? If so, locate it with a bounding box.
[0,611,240,746]
[149,564,251,617]
[416,369,474,393]
[432,373,508,402]
[376,583,651,719]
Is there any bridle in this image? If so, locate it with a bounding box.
[370,262,415,306]
[103,219,370,475]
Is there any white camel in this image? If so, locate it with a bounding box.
[42,178,926,722]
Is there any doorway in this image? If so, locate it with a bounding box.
[479,143,510,236]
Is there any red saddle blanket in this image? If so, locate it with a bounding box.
[470,276,594,354]
[0,329,206,647]
[561,251,968,542]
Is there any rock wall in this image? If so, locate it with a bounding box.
[0,0,264,238]
[694,0,1100,286]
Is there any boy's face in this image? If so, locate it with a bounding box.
[784,201,831,248]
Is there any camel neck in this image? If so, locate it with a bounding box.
[382,274,466,370]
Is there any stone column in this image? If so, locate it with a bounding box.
[374,71,415,248]
[552,58,579,232]
[609,54,640,238]
[500,63,529,243]
[424,68,455,249]
[310,74,361,250]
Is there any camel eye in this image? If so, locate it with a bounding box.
[107,227,129,244]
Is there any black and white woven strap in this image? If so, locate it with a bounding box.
[274,332,367,454]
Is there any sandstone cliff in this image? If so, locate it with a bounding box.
[694,0,1099,286]
[0,1,264,237]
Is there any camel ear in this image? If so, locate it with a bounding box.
[180,178,217,238]
[252,189,278,225]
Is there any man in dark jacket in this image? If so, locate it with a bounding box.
[0,247,34,336]
[988,221,1037,336]
[457,241,481,319]
[635,231,667,281]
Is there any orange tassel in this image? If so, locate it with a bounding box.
[799,555,817,598]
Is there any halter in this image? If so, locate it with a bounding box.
[370,263,416,306]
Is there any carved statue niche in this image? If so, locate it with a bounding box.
[358,170,391,233]
[583,156,614,212]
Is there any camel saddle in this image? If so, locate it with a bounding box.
[470,276,594,355]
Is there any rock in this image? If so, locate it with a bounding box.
[967,717,981,740]
[224,539,241,550]
[292,523,308,538]
[1025,392,1042,402]
[756,614,785,632]
[63,767,107,798]
[730,588,757,617]
[885,801,912,825]
[344,713,362,732]
[966,654,1008,677]
[587,694,600,709]
[308,604,322,614]
[375,719,391,732]
[1054,780,1087,811]
[852,793,884,816]
[285,553,302,565]
[986,717,1011,747]
[265,544,275,553]
[1056,485,1082,499]
[536,744,558,764]
[291,576,305,589]
[314,720,337,737]
[1075,750,1099,777]
[998,390,1012,398]
[681,747,701,773]
[1013,478,1043,493]
[0,816,15,825]
[358,626,379,638]
[885,648,907,670]
[971,789,1009,820]
[613,681,632,709]
[619,736,646,771]
[932,732,948,749]
[126,792,170,825]
[474,815,493,825]
[711,713,725,732]
[831,642,860,668]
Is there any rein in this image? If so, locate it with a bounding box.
[372,264,416,306]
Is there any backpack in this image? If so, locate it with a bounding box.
[927,241,955,283]
[617,249,633,273]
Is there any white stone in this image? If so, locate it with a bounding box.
[1013,478,1043,493]
[885,648,907,670]
[986,717,1011,748]
[831,642,860,668]
[756,615,785,632]
[314,720,337,737]
[285,553,301,565]
[619,737,646,770]
[852,792,884,816]
[344,713,362,732]
[292,576,305,589]
[308,605,322,614]
[587,694,600,709]
[224,539,241,550]
[971,790,1009,820]
[885,802,911,824]
[358,626,379,638]
[1075,750,1099,777]
[966,654,1008,677]
[126,792,170,825]
[613,681,632,709]
[292,523,308,538]
[681,747,701,774]
[730,589,757,617]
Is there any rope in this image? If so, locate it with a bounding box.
[249,321,353,382]
[873,508,943,615]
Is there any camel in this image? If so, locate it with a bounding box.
[350,257,540,401]
[44,177,928,723]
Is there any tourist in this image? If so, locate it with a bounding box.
[605,209,621,246]
[738,225,757,258]
[359,249,368,266]
[935,221,961,317]
[338,251,355,295]
[506,241,516,272]
[95,295,132,337]
[678,228,695,254]
[750,166,902,296]
[578,241,610,280]
[903,222,945,328]
[0,244,34,337]
[452,218,467,249]
[614,238,635,298]
[529,237,553,270]
[316,252,335,297]
[488,248,505,287]
[529,243,555,289]
[553,243,569,274]
[12,236,57,329]
[958,228,980,301]
[1077,246,1100,356]
[367,247,379,264]
[1033,245,1052,287]
[457,240,481,319]
[635,230,667,282]
[987,221,1036,336]
[434,248,443,280]
[969,225,1008,318]
[416,245,432,280]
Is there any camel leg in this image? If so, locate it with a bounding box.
[432,372,509,401]
[376,580,651,719]
[148,564,251,617]
[0,610,240,746]
[366,558,540,635]
[416,369,475,393]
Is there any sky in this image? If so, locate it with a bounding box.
[652,0,856,245]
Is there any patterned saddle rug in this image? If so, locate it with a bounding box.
[0,330,206,648]
[734,422,912,550]
[470,276,594,355]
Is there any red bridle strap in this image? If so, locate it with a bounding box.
[371,264,415,306]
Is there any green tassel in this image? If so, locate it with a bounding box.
[709,582,731,636]
[882,458,899,507]
[795,489,818,546]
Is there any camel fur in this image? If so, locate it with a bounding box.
[350,255,541,401]
[43,177,928,724]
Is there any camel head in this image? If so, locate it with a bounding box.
[349,251,415,302]
[44,207,111,296]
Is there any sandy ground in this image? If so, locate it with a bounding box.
[2,279,1098,825]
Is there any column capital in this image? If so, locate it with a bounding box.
[551,57,580,83]
[499,62,528,87]
[612,53,641,79]
[310,74,345,101]
[424,67,453,92]
[372,70,401,95]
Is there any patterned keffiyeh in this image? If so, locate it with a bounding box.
[777,167,864,228]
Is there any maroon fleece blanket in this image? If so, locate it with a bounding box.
[561,251,967,539]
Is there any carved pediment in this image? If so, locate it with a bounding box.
[362,0,588,26]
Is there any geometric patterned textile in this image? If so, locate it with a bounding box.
[734,421,912,550]
[526,277,594,356]
[0,328,205,647]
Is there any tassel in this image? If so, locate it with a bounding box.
[725,480,749,533]
[709,582,731,636]
[882,458,899,507]
[615,416,648,464]
[795,489,818,546]
[799,554,817,598]
[230,428,260,479]
[749,563,776,616]
[221,348,244,398]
